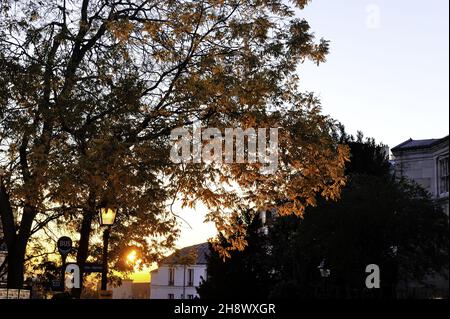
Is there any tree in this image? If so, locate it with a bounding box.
[269,135,449,298]
[200,134,449,299]
[1,0,348,289]
[197,210,273,299]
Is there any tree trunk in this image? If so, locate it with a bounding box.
[6,205,37,289]
[72,194,96,298]
[6,238,27,288]
[1,180,39,289]
[0,181,15,250]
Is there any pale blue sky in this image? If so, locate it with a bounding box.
[298,0,449,148]
[175,0,450,248]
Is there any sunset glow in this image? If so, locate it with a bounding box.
[126,250,137,265]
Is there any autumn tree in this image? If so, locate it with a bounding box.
[197,210,273,299]
[0,0,348,290]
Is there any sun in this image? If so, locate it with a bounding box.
[126,250,137,264]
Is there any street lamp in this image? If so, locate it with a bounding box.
[98,205,117,292]
[99,207,117,226]
[318,259,331,278]
[318,259,331,298]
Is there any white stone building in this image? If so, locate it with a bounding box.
[109,279,150,299]
[150,243,209,299]
[391,135,449,297]
[391,135,449,215]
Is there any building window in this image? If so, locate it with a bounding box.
[187,294,194,299]
[187,268,194,286]
[168,293,174,300]
[439,157,449,195]
[168,268,175,286]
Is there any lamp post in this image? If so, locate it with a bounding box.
[318,259,331,298]
[98,206,117,291]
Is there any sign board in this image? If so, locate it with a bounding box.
[0,288,7,299]
[51,279,63,291]
[7,289,19,299]
[98,290,113,299]
[57,236,73,256]
[19,289,31,299]
[84,262,103,273]
[0,288,31,299]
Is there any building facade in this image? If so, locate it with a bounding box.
[391,135,449,215]
[392,135,449,297]
[109,280,150,299]
[150,243,208,299]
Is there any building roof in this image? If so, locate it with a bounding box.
[392,135,449,153]
[160,242,209,265]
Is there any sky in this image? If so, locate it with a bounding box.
[134,0,450,280]
[298,0,449,148]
